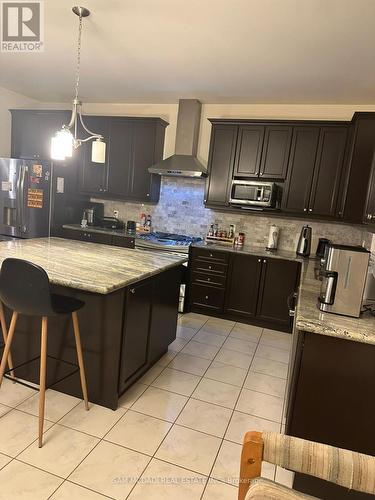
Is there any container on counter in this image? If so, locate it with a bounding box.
[237,232,245,246]
[228,224,235,239]
[266,225,280,251]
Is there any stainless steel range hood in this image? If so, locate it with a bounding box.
[149,99,207,178]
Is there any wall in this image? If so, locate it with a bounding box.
[93,177,367,253]
[0,86,39,157]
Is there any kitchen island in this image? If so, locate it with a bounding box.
[287,259,375,500]
[0,238,186,409]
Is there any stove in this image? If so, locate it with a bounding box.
[135,231,202,254]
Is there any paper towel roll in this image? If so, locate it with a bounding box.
[266,225,280,250]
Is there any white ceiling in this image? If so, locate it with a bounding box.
[1,0,375,104]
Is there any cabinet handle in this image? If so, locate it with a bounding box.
[209,253,213,257]
[205,295,209,299]
[146,193,150,197]
[368,214,373,220]
[309,208,313,212]
[130,288,135,294]
[259,172,263,176]
[263,259,267,263]
[258,259,261,263]
[303,208,307,212]
[207,277,211,281]
[208,265,212,269]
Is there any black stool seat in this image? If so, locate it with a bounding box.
[0,257,89,448]
[51,294,84,315]
[0,258,84,317]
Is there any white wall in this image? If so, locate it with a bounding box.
[0,86,39,157]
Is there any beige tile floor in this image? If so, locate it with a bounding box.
[0,313,294,499]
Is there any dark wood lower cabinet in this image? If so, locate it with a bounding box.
[118,281,153,388]
[287,331,375,499]
[188,247,300,332]
[256,258,300,328]
[225,254,261,317]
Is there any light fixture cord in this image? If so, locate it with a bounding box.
[74,12,83,101]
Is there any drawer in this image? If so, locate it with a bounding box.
[192,271,226,288]
[191,247,228,263]
[190,284,225,311]
[112,235,135,249]
[192,258,227,276]
[81,231,113,245]
[62,228,83,241]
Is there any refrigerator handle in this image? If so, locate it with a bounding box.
[20,165,27,233]
[15,165,22,231]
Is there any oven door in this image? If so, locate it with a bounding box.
[229,180,275,206]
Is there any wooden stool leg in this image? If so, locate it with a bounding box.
[0,302,15,379]
[0,311,18,387]
[72,312,89,410]
[38,317,48,448]
[238,431,264,500]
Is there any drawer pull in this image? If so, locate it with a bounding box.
[205,295,209,299]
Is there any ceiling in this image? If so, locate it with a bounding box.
[1,0,375,104]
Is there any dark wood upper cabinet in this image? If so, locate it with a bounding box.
[225,254,262,318]
[128,121,161,201]
[342,113,375,223]
[106,119,133,197]
[11,109,71,160]
[10,110,167,203]
[79,116,111,194]
[205,124,238,206]
[234,126,264,177]
[259,126,292,179]
[308,127,348,217]
[282,127,320,214]
[256,257,300,328]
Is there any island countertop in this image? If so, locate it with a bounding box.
[0,237,187,294]
[296,259,375,346]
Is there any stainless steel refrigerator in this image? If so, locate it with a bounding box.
[0,158,51,239]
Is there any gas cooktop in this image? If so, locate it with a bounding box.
[136,231,202,253]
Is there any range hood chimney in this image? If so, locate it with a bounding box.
[149,99,207,178]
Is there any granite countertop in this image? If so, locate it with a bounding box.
[296,259,375,346]
[0,237,187,294]
[192,241,303,262]
[63,224,133,238]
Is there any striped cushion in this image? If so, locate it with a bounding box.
[245,478,318,499]
[263,432,375,495]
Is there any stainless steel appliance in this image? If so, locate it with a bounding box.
[296,225,312,257]
[0,158,51,238]
[229,180,278,208]
[136,232,202,312]
[315,238,331,258]
[318,244,370,317]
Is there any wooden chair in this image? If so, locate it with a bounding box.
[239,431,375,500]
[0,258,89,448]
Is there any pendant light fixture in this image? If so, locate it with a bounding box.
[51,6,106,163]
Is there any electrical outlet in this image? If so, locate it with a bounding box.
[113,210,119,218]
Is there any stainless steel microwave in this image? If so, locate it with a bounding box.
[229,180,278,207]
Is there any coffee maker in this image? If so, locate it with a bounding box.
[318,244,370,317]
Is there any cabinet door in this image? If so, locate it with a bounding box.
[308,127,348,217]
[79,117,110,194]
[128,121,157,201]
[119,281,152,388]
[282,127,320,214]
[365,162,375,223]
[225,254,262,318]
[259,126,292,179]
[234,126,264,177]
[205,125,238,206]
[256,258,300,328]
[107,119,133,197]
[11,110,71,160]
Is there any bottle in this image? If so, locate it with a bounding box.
[208,224,214,236]
[140,213,146,227]
[146,215,152,228]
[228,224,235,238]
[238,232,245,246]
[214,223,219,237]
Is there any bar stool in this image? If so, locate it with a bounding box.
[0,302,14,378]
[0,258,89,447]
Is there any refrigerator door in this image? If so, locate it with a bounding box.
[0,158,22,237]
[21,160,52,238]
[0,158,51,239]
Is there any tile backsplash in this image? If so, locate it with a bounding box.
[92,177,368,253]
